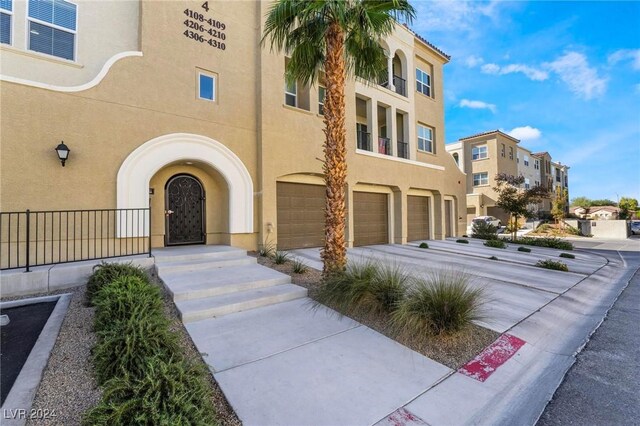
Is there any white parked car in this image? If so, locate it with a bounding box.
[472,216,502,228]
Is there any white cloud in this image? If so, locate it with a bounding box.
[411,1,501,34]
[506,126,542,141]
[465,55,484,68]
[459,99,497,113]
[608,49,640,70]
[544,52,607,100]
[481,63,549,81]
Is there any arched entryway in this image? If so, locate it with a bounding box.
[165,174,206,246]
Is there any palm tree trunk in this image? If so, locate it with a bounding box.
[320,22,347,275]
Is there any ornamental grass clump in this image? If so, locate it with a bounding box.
[292,259,308,274]
[517,246,531,253]
[456,239,469,244]
[484,239,506,249]
[272,251,289,265]
[559,253,575,259]
[419,242,429,249]
[536,259,569,272]
[86,262,149,305]
[392,270,486,337]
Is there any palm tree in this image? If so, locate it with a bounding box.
[262,0,415,274]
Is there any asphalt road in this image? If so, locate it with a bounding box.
[537,247,640,426]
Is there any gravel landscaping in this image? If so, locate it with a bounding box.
[254,254,500,369]
[4,269,240,426]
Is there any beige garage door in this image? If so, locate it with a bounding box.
[277,182,325,250]
[407,196,430,241]
[354,192,388,246]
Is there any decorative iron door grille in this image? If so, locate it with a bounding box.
[165,174,205,246]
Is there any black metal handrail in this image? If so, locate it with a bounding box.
[397,140,409,159]
[378,137,391,155]
[357,130,371,151]
[0,208,151,271]
[393,75,406,96]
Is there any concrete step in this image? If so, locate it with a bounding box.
[163,264,291,301]
[153,245,247,263]
[176,284,308,323]
[156,256,256,274]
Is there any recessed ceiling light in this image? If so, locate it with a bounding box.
[185,161,193,165]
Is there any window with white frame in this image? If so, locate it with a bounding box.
[524,178,530,189]
[473,172,488,186]
[472,145,488,160]
[0,0,12,45]
[524,155,529,166]
[415,68,431,97]
[417,124,434,153]
[284,80,296,107]
[198,71,216,101]
[28,0,77,60]
[534,159,540,170]
[318,85,325,115]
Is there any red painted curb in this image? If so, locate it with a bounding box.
[379,408,428,426]
[458,333,526,382]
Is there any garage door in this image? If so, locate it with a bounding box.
[277,182,325,250]
[354,192,388,246]
[407,196,430,241]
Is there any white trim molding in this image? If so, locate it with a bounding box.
[355,149,445,171]
[117,133,254,235]
[0,50,142,92]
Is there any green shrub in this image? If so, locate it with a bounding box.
[517,246,531,253]
[392,270,486,336]
[93,276,163,333]
[564,225,581,236]
[484,239,506,249]
[83,356,216,426]
[93,313,177,385]
[472,221,498,240]
[272,251,289,265]
[536,223,552,233]
[87,262,149,305]
[456,239,469,244]
[292,259,308,274]
[419,242,429,249]
[316,261,408,315]
[489,256,499,260]
[516,236,573,250]
[559,253,575,259]
[258,239,276,257]
[536,259,569,272]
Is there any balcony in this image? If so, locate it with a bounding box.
[357,130,371,151]
[397,140,408,159]
[378,137,391,155]
[393,75,406,97]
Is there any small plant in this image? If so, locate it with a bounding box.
[559,253,575,259]
[258,238,276,257]
[484,239,506,249]
[83,356,216,425]
[86,262,149,304]
[392,270,486,336]
[471,221,498,240]
[516,236,573,250]
[272,251,289,264]
[419,242,429,249]
[536,259,569,272]
[489,256,499,260]
[292,259,308,274]
[517,246,531,253]
[456,239,469,244]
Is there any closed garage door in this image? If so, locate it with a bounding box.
[407,196,430,241]
[277,182,325,250]
[354,192,388,246]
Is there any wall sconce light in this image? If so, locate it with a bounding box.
[54,141,70,167]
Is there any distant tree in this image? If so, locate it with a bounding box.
[551,188,568,226]
[570,196,591,208]
[590,199,617,207]
[619,197,639,220]
[493,173,548,241]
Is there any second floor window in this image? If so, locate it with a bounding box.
[472,145,488,160]
[417,124,433,153]
[284,81,296,107]
[28,0,77,61]
[535,159,540,170]
[416,68,431,97]
[0,0,12,45]
[473,172,488,186]
[318,86,325,115]
[524,155,529,166]
[501,143,505,157]
[509,146,514,160]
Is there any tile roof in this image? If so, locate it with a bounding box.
[458,129,520,143]
[402,24,451,61]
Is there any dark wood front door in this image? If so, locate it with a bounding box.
[165,174,205,246]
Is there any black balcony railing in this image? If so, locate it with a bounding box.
[397,141,409,159]
[0,208,151,271]
[378,137,391,155]
[357,130,371,151]
[393,75,406,96]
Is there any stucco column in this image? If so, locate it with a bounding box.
[368,100,378,153]
[388,107,396,156]
[345,182,354,248]
[387,54,395,91]
[433,193,444,240]
[394,188,406,244]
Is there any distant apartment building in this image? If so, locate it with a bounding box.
[446,130,569,223]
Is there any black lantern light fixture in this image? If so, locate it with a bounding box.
[54,141,70,167]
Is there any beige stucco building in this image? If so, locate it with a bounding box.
[446,130,569,224]
[0,0,466,269]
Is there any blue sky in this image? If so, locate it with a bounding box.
[411,1,640,202]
